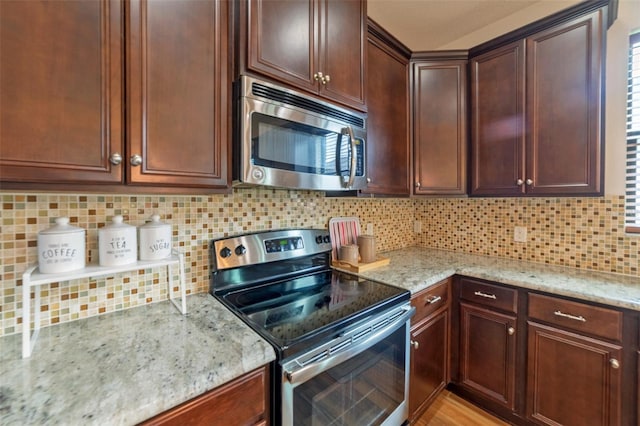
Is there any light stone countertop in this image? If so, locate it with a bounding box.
[2,247,639,426]
[0,293,275,426]
[349,247,640,311]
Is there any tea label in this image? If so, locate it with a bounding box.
[105,236,134,259]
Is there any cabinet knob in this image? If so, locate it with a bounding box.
[508,327,515,336]
[313,72,330,85]
[526,178,533,186]
[366,177,371,183]
[610,358,620,369]
[516,178,524,186]
[130,154,143,166]
[415,182,421,188]
[410,340,419,350]
[109,153,123,165]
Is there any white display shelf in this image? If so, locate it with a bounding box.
[21,249,187,358]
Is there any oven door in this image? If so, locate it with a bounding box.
[281,304,414,426]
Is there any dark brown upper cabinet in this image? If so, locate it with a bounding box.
[0,0,123,185]
[470,41,526,196]
[362,21,410,196]
[243,0,366,111]
[1,0,231,192]
[470,7,605,196]
[412,54,468,195]
[127,0,230,189]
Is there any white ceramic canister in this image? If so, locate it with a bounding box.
[37,217,86,273]
[138,214,172,260]
[99,215,137,266]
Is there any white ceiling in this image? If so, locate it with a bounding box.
[367,0,584,51]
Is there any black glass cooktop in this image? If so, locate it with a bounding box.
[221,270,409,357]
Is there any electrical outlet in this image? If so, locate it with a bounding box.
[414,220,422,234]
[514,226,527,242]
[366,223,374,235]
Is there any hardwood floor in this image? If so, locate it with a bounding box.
[414,391,509,426]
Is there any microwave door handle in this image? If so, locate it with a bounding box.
[341,126,357,188]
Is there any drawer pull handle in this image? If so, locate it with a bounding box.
[411,340,419,350]
[610,358,620,369]
[553,310,586,322]
[425,295,442,305]
[474,291,497,300]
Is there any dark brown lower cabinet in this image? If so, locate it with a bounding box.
[141,366,269,426]
[458,302,517,411]
[526,322,622,426]
[409,309,449,420]
[409,278,450,421]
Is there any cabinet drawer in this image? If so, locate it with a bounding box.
[528,293,623,342]
[459,278,517,314]
[412,278,450,324]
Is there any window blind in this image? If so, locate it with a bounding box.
[625,32,640,233]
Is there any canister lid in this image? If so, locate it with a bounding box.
[101,215,135,231]
[139,214,170,229]
[38,217,84,235]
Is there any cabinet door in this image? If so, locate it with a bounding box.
[127,0,229,188]
[527,322,622,426]
[318,0,366,110]
[409,309,449,421]
[362,34,409,196]
[413,60,467,195]
[459,303,517,410]
[0,0,123,184]
[247,0,318,93]
[526,10,603,195]
[470,40,525,196]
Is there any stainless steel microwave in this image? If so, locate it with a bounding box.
[234,76,367,191]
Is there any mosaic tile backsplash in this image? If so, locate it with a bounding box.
[0,189,415,336]
[1,190,639,337]
[415,196,639,276]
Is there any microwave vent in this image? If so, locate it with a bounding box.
[251,82,365,129]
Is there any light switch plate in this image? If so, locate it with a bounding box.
[366,223,374,235]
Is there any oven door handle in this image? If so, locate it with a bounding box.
[283,305,415,385]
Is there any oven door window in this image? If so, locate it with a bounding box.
[251,113,351,176]
[291,325,406,425]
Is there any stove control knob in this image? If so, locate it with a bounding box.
[315,235,323,244]
[323,235,330,244]
[219,247,232,258]
[235,245,247,256]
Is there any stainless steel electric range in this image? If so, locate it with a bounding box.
[210,229,414,426]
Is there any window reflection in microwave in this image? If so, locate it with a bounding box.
[252,114,350,176]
